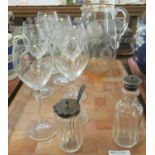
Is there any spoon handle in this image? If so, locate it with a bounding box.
[76,84,86,104]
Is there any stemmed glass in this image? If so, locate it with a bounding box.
[12,30,57,141]
[36,11,58,41]
[22,16,56,98]
[36,13,72,85]
[52,19,90,125]
[49,14,73,85]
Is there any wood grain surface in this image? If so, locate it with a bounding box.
[8,4,145,17]
[8,60,146,155]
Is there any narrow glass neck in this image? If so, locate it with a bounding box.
[122,89,139,105]
[122,88,140,97]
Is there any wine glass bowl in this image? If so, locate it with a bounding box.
[53,22,89,82]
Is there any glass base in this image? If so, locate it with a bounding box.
[113,136,137,148]
[33,86,54,99]
[28,120,57,141]
[60,142,82,153]
[81,109,89,125]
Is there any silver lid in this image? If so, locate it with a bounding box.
[123,75,142,91]
[53,98,80,118]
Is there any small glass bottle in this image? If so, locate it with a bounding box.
[112,75,143,148]
[53,98,83,153]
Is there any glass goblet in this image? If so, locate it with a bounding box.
[22,18,55,98]
[50,14,73,85]
[13,34,57,141]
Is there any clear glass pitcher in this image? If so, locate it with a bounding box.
[81,4,129,74]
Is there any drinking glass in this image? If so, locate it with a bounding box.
[53,19,90,125]
[36,13,72,85]
[12,33,57,141]
[36,11,58,41]
[22,17,55,98]
[49,14,74,85]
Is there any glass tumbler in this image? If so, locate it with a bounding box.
[53,98,83,153]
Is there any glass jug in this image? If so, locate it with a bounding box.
[112,75,143,148]
[81,4,129,74]
[53,98,83,153]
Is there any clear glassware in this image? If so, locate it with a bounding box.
[13,34,57,141]
[53,19,89,85]
[53,98,83,153]
[22,17,55,98]
[53,19,90,125]
[81,4,129,74]
[36,11,58,41]
[112,75,143,148]
[37,13,72,85]
[49,14,72,85]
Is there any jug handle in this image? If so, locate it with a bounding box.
[12,35,30,62]
[114,7,129,41]
[80,4,93,23]
[13,35,30,47]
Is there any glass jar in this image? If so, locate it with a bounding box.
[53,98,83,153]
[112,75,143,148]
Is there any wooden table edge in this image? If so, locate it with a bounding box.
[8,79,23,106]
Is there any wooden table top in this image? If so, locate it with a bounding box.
[8,60,146,155]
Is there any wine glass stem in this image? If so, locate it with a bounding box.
[35,90,44,122]
[68,82,77,97]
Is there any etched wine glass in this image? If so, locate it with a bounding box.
[48,14,73,85]
[12,32,57,141]
[22,17,56,98]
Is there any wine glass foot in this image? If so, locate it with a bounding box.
[28,120,57,141]
[81,109,89,125]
